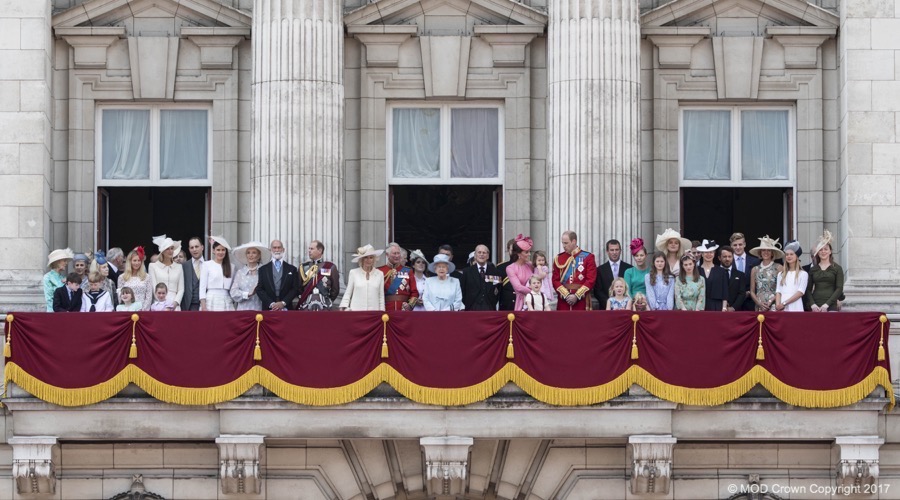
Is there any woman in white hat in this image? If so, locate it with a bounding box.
[655,228,692,277]
[42,248,74,312]
[340,245,386,311]
[806,230,844,312]
[149,234,185,307]
[748,236,784,312]
[775,240,808,312]
[697,239,729,311]
[230,241,272,311]
[200,236,236,311]
[408,249,428,311]
[423,254,464,311]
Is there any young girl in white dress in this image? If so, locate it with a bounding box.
[524,275,550,311]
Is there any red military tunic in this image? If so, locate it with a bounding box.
[378,264,419,311]
[552,248,597,310]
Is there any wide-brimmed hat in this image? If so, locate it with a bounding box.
[47,248,74,267]
[814,230,833,255]
[696,239,719,253]
[232,241,272,266]
[428,253,457,274]
[409,249,428,265]
[152,234,182,256]
[352,244,383,263]
[749,236,785,259]
[208,235,232,251]
[655,228,692,256]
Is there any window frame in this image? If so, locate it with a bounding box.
[386,101,505,185]
[678,105,795,188]
[95,103,213,187]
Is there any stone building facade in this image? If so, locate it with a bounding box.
[1,0,900,498]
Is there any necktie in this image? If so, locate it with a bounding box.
[727,267,732,279]
[737,256,744,273]
[612,262,618,278]
[193,260,200,277]
[275,260,282,273]
[479,266,485,279]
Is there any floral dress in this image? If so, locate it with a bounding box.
[754,263,778,311]
[609,296,631,310]
[675,277,706,311]
[230,266,262,311]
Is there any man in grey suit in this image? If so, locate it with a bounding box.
[180,236,205,311]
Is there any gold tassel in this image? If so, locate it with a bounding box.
[506,313,515,359]
[630,314,639,360]
[129,314,139,359]
[381,314,390,358]
[756,314,765,361]
[878,315,887,362]
[4,314,13,358]
[254,314,263,361]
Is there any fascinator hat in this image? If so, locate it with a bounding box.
[784,240,802,258]
[514,234,533,251]
[208,235,232,251]
[629,238,646,256]
[409,249,428,265]
[152,234,182,256]
[814,230,834,255]
[695,239,719,253]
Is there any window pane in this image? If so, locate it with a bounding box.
[742,110,789,180]
[160,110,209,180]
[102,110,150,180]
[451,108,499,178]
[683,110,731,180]
[392,108,440,178]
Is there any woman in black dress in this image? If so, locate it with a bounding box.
[697,240,729,311]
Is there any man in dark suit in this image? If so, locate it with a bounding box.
[496,239,517,311]
[257,239,300,310]
[593,239,633,309]
[53,273,83,312]
[729,232,760,311]
[107,247,124,286]
[181,237,205,311]
[718,246,748,311]
[460,244,500,311]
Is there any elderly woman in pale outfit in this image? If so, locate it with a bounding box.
[340,245,385,311]
[655,228,692,277]
[200,236,236,311]
[117,247,153,311]
[423,254,464,311]
[73,252,90,291]
[42,248,73,312]
[149,234,185,306]
[230,241,271,311]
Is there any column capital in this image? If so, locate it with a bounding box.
[629,435,676,495]
[835,436,883,488]
[9,436,58,495]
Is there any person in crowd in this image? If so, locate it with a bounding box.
[409,250,429,311]
[594,239,632,309]
[655,228,691,277]
[298,240,340,311]
[73,252,90,290]
[506,235,535,311]
[806,230,844,312]
[436,244,464,280]
[460,244,500,311]
[116,287,142,312]
[175,250,187,264]
[379,242,419,311]
[531,250,556,309]
[730,232,760,310]
[689,240,702,266]
[775,241,808,312]
[81,273,114,312]
[623,238,650,298]
[644,251,675,311]
[118,247,153,311]
[606,277,632,311]
[749,236,784,312]
[524,275,550,311]
[340,245,385,311]
[230,241,270,311]
[90,251,118,308]
[149,253,160,264]
[149,234,184,307]
[718,245,748,311]
[632,292,648,312]
[696,240,728,311]
[107,247,124,285]
[43,248,73,312]
[675,254,706,311]
[180,236,205,311]
[200,236,236,311]
[467,251,476,267]
[53,272,83,312]
[423,254,464,311]
[552,231,597,310]
[257,239,300,311]
[150,283,179,311]
[400,248,409,267]
[497,238,517,311]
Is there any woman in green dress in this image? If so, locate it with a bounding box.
[623,238,650,297]
[675,254,705,311]
[749,236,784,312]
[807,230,844,312]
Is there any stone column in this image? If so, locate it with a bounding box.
[547,0,641,255]
[251,0,344,264]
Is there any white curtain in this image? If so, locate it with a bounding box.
[741,110,789,180]
[683,110,731,180]
[160,110,208,180]
[450,108,499,178]
[102,110,150,180]
[392,108,440,178]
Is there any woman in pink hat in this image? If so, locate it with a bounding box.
[506,234,535,311]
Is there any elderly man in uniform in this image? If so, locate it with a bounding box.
[298,240,340,310]
[378,242,419,311]
[552,231,597,310]
[460,244,501,311]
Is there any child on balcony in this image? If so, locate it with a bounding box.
[531,251,556,309]
[524,275,550,311]
[52,272,83,312]
[632,292,648,312]
[116,287,142,312]
[606,277,632,310]
[81,273,114,312]
[150,283,179,311]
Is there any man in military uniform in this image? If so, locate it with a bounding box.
[378,242,419,311]
[496,238,517,311]
[552,231,597,311]
[298,240,340,311]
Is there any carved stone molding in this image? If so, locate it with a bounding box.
[420,36,471,97]
[474,25,544,67]
[712,36,764,99]
[127,36,180,99]
[835,436,883,488]
[348,25,418,68]
[770,33,831,69]
[9,436,58,495]
[645,33,708,68]
[216,434,265,495]
[420,436,474,496]
[183,28,247,69]
[59,27,125,69]
[629,435,676,495]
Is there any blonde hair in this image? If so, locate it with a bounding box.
[528,275,542,286]
[633,292,646,303]
[609,277,629,297]
[122,249,147,282]
[780,250,803,287]
[88,272,104,284]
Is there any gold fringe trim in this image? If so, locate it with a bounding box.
[510,364,634,406]
[258,366,384,406]
[384,364,513,406]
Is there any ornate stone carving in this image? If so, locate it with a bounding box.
[420,436,473,496]
[216,435,265,495]
[629,435,676,495]
[9,436,57,495]
[835,436,883,488]
[109,475,166,500]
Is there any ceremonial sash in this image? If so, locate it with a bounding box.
[385,267,411,295]
[560,252,586,283]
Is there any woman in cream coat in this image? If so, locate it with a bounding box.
[148,234,185,306]
[340,245,386,311]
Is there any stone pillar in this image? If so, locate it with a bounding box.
[251,0,344,264]
[10,436,58,495]
[547,0,641,254]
